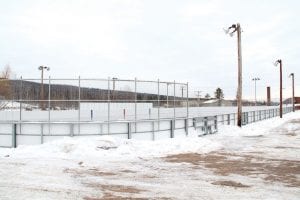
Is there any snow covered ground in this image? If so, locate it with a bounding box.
[0,112,299,199]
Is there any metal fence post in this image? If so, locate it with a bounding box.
[233,114,236,125]
[135,78,137,133]
[227,114,230,125]
[173,80,176,120]
[152,121,155,141]
[48,76,51,135]
[157,79,160,131]
[214,116,218,132]
[12,123,17,148]
[170,120,174,138]
[173,80,176,131]
[70,124,74,137]
[185,118,189,136]
[204,117,208,134]
[19,76,23,135]
[186,82,189,135]
[128,122,132,139]
[107,77,110,134]
[41,123,44,144]
[78,76,81,135]
[259,110,261,120]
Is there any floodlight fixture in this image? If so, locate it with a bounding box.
[224,24,238,36]
[38,65,50,71]
[273,59,281,67]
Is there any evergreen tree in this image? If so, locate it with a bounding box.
[214,88,224,100]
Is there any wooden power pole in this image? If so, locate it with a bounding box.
[236,23,243,127]
[224,23,243,127]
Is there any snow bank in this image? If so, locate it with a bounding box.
[1,112,299,163]
[3,133,222,162]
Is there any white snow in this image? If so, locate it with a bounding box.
[0,112,299,199]
[0,104,286,121]
[202,99,218,104]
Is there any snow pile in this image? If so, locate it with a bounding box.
[5,133,222,162]
[203,99,218,104]
[1,112,299,162]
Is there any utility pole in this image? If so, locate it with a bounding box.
[38,66,50,110]
[289,73,295,112]
[252,77,260,106]
[274,60,283,118]
[224,23,243,127]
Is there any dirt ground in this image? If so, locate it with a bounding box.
[67,119,300,199]
[165,151,300,187]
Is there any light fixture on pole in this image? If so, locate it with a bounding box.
[289,73,295,112]
[273,59,283,118]
[252,77,260,106]
[38,65,50,110]
[224,23,243,127]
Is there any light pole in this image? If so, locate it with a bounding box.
[112,77,118,100]
[274,59,283,118]
[112,77,118,90]
[224,23,243,127]
[38,66,50,110]
[252,77,260,106]
[180,85,186,98]
[289,73,295,112]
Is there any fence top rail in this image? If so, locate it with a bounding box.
[1,78,187,85]
[5,99,189,102]
[0,117,195,125]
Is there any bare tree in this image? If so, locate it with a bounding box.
[1,64,11,79]
[0,65,12,100]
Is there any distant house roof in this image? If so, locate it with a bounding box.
[203,99,218,104]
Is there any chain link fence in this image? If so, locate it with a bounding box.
[0,77,294,147]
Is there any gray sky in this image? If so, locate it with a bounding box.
[0,0,299,100]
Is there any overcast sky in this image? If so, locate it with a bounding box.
[0,0,299,100]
